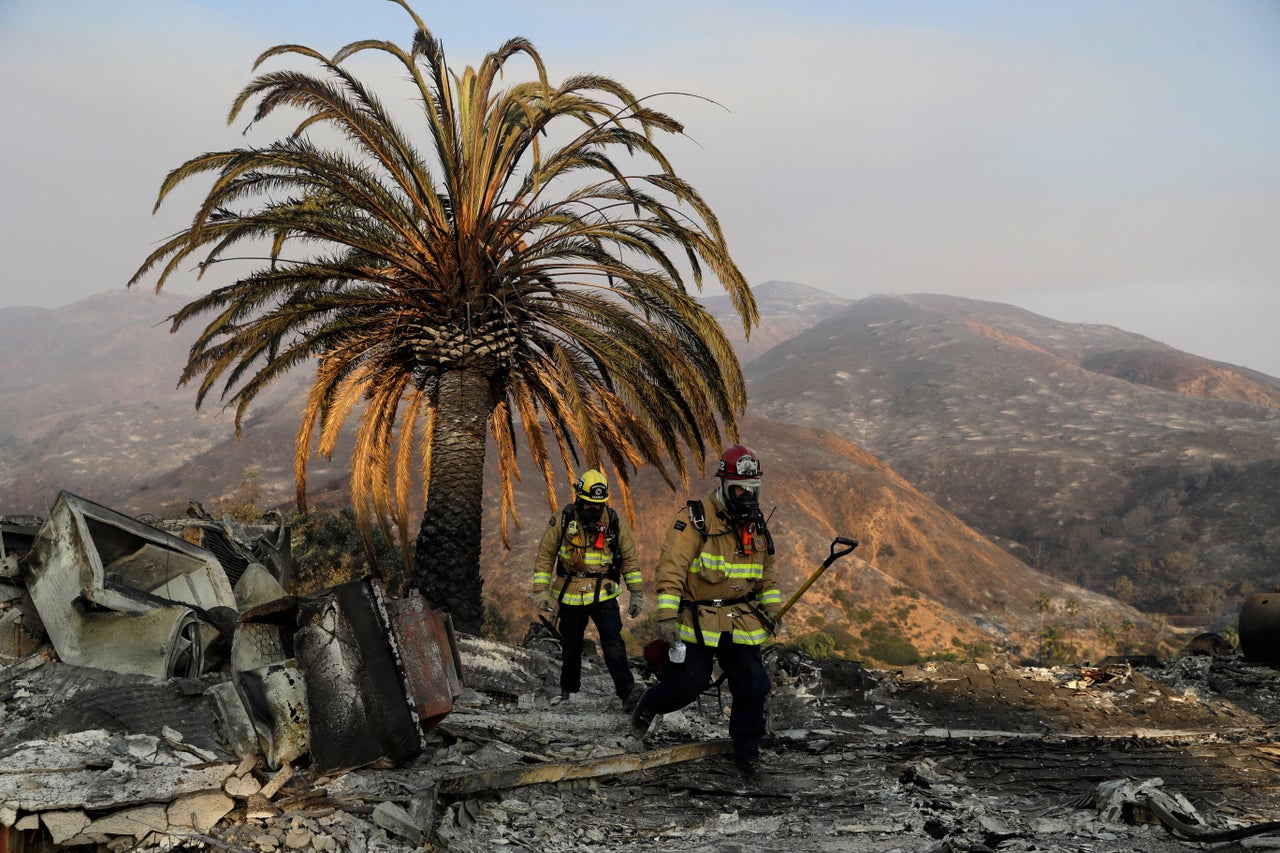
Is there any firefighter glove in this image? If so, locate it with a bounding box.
[534,590,559,613]
[627,590,644,619]
[656,618,683,648]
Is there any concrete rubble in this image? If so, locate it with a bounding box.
[3,495,1280,851]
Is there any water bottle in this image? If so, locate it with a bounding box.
[668,641,686,663]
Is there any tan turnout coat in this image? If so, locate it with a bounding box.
[654,490,781,646]
[532,506,641,606]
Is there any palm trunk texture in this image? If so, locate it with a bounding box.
[413,367,491,634]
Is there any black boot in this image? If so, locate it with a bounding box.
[629,690,655,738]
[622,683,647,712]
[735,759,772,788]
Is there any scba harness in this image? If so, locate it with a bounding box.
[553,506,623,605]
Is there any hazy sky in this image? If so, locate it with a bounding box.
[3,0,1278,375]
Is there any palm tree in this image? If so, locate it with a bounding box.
[130,0,756,633]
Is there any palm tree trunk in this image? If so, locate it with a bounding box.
[413,366,492,634]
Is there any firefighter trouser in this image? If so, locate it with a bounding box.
[557,597,635,698]
[640,640,770,765]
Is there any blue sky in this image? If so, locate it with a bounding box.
[2,0,1278,375]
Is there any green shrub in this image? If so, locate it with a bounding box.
[859,619,923,666]
[825,623,858,650]
[797,632,836,659]
[867,637,922,666]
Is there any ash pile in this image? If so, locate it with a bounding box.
[5,493,1280,852]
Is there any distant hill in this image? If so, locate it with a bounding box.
[701,280,852,364]
[0,289,311,514]
[742,293,1280,620]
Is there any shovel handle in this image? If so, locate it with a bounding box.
[825,537,858,567]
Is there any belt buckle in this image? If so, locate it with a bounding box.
[709,598,725,607]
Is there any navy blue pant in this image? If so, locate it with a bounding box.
[557,597,635,698]
[641,639,770,765]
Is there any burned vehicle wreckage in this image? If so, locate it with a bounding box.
[4,492,1280,852]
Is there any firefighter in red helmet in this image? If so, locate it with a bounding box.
[630,444,782,781]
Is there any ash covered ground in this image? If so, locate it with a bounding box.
[5,635,1280,852]
[414,639,1280,852]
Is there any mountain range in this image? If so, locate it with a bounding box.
[3,283,1277,663]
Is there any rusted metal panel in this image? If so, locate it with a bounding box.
[382,593,464,731]
[294,580,421,774]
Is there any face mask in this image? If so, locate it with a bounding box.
[576,501,604,524]
[722,479,761,519]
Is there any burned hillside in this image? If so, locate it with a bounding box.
[743,293,1280,618]
[5,287,1270,660]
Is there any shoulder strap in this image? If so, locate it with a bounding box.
[686,499,708,538]
[606,508,622,580]
[552,506,574,575]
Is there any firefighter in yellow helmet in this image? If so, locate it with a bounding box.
[629,445,782,781]
[533,468,646,709]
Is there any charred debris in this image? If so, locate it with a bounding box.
[3,491,1280,852]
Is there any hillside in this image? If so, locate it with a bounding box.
[0,289,309,513]
[743,293,1280,619]
[474,415,1146,663]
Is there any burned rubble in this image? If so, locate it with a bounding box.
[3,493,1280,852]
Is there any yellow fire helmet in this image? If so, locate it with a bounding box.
[573,469,610,503]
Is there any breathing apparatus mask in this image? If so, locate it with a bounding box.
[721,478,763,522]
[575,498,605,524]
[716,445,764,522]
[715,444,772,555]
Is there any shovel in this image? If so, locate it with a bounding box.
[775,536,858,622]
